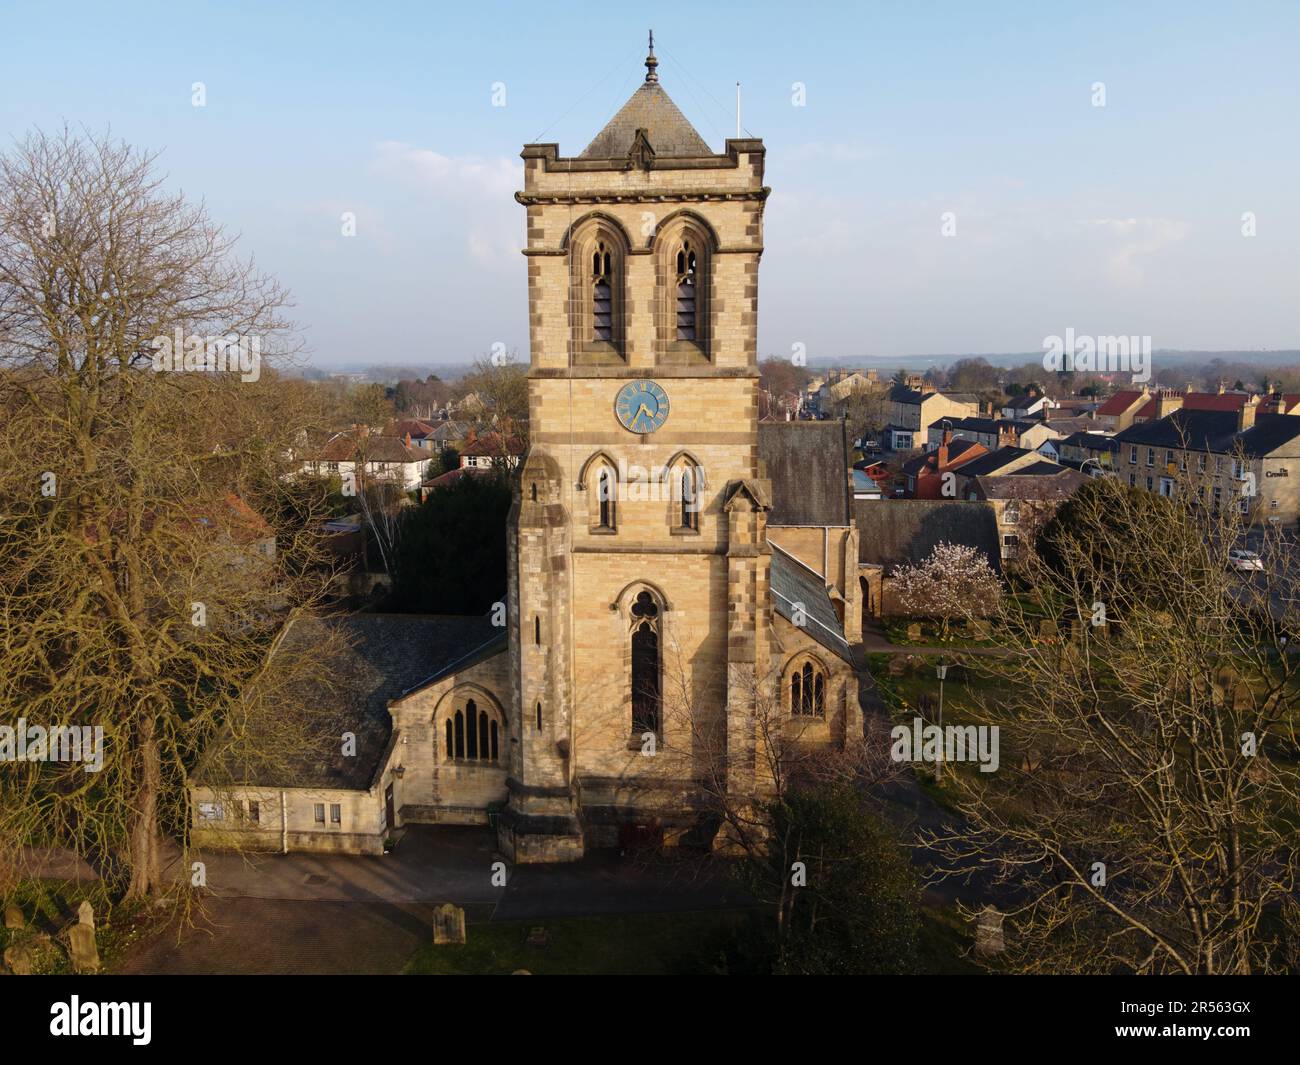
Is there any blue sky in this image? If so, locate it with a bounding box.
[3,0,1297,367]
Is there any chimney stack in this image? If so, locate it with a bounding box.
[1238,394,1258,432]
[937,426,952,468]
[1155,390,1184,420]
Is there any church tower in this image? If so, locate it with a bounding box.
[497,36,771,862]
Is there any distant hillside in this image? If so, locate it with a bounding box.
[799,350,1300,371]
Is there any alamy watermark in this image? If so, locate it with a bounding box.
[0,719,104,772]
[1043,329,1150,384]
[598,459,704,510]
[151,328,261,382]
[890,717,1000,773]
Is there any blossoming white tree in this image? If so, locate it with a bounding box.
[892,541,1002,638]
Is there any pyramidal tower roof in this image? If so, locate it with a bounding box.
[579,32,713,160]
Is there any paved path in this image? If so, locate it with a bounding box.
[111,826,750,974]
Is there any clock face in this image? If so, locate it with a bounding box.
[615,380,670,434]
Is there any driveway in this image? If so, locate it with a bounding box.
[171,825,748,919]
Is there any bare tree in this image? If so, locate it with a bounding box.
[0,128,335,900]
[927,474,1300,973]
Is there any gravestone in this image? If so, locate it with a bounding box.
[967,618,991,640]
[68,901,100,973]
[1037,618,1058,641]
[905,622,923,642]
[432,903,465,945]
[1069,619,1084,642]
[3,903,22,930]
[973,906,1005,957]
[3,942,34,975]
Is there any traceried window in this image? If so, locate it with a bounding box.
[630,592,661,735]
[592,242,613,342]
[675,240,698,341]
[790,660,826,717]
[444,697,501,763]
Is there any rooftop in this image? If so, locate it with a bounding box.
[579,36,713,160]
[758,420,851,526]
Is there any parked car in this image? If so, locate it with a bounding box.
[1227,548,1264,572]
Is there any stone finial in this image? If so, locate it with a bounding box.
[645,30,659,83]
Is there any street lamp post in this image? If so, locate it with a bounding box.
[935,662,948,783]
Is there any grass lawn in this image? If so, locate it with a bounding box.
[405,909,750,975]
[405,906,977,975]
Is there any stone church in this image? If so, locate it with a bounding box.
[193,40,866,861]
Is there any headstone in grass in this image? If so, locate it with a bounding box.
[432,903,466,945]
[4,941,34,975]
[906,622,923,642]
[967,618,991,640]
[68,901,100,973]
[974,906,1005,957]
[526,926,549,949]
[3,903,22,930]
[1037,618,1058,641]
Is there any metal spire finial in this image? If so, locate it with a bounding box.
[645,30,659,83]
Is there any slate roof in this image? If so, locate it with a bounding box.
[769,545,853,662]
[200,613,503,791]
[758,421,851,526]
[1060,430,1119,451]
[1007,459,1068,477]
[854,499,1002,573]
[1114,410,1300,457]
[944,416,1036,435]
[972,469,1089,501]
[580,79,712,159]
[946,446,1039,478]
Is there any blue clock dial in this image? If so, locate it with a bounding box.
[615,380,670,434]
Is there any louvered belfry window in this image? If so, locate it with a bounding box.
[675,242,697,340]
[593,242,613,341]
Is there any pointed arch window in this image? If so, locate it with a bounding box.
[444,696,503,762]
[630,591,661,735]
[593,242,613,342]
[598,466,616,530]
[680,466,699,530]
[675,241,697,341]
[791,660,826,717]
